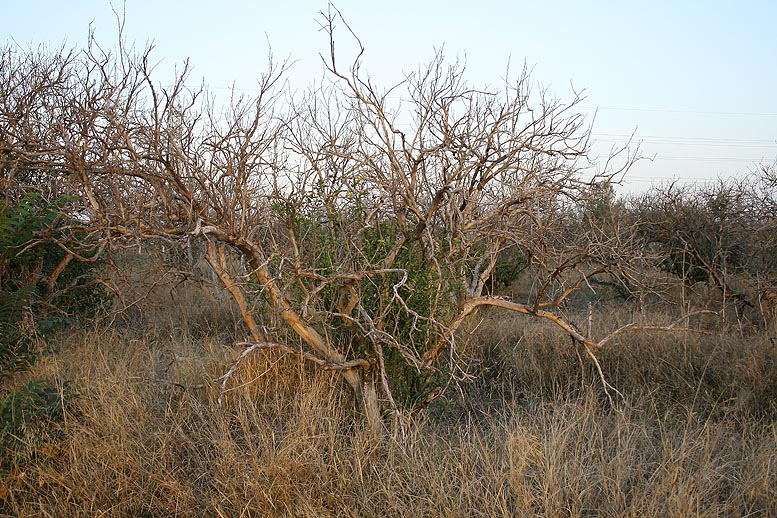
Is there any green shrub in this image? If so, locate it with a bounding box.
[0,191,104,468]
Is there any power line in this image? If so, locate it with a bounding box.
[651,156,771,162]
[593,139,777,149]
[622,174,756,183]
[621,177,725,183]
[591,154,770,163]
[595,140,777,149]
[593,133,777,145]
[582,106,777,117]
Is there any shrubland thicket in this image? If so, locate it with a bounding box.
[1,10,776,516]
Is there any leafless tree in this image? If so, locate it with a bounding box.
[630,168,777,329]
[1,10,708,431]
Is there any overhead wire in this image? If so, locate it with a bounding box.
[580,105,777,117]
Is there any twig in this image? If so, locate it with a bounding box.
[582,343,624,406]
[216,342,267,406]
[127,376,208,390]
[595,310,718,348]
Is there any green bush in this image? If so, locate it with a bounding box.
[0,191,103,468]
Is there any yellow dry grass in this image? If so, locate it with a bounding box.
[2,285,775,517]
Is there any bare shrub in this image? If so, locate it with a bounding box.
[631,167,777,329]
[1,10,717,431]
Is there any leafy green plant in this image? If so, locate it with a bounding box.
[0,287,37,381]
[0,191,103,468]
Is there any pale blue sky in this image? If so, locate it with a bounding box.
[4,1,777,192]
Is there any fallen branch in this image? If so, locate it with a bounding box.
[424,296,598,367]
[595,310,718,348]
[127,376,208,390]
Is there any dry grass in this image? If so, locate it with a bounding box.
[2,285,776,516]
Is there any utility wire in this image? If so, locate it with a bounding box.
[593,133,776,145]
[581,106,777,117]
[593,140,776,150]
[591,154,770,163]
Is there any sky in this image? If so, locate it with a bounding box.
[3,1,777,193]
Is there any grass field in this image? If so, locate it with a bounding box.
[1,279,776,517]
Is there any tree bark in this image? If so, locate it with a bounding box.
[204,240,265,342]
[203,229,383,431]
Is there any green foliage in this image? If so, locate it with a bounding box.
[283,212,456,408]
[0,190,101,469]
[0,192,107,320]
[584,181,618,223]
[489,245,529,291]
[357,222,456,405]
[633,180,772,286]
[0,286,37,382]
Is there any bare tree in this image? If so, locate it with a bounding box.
[1,11,704,431]
[631,168,777,329]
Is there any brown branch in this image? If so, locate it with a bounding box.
[595,310,717,348]
[234,341,370,371]
[424,296,597,368]
[538,265,608,308]
[45,252,74,289]
[204,239,264,342]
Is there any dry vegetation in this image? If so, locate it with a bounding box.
[2,8,777,516]
[1,273,775,517]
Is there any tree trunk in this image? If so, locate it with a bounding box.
[204,240,264,342]
[207,232,384,431]
[354,371,382,435]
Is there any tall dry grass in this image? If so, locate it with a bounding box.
[1,282,776,517]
